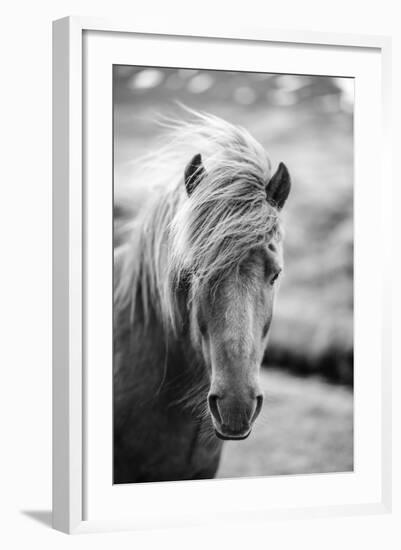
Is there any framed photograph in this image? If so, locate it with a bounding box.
[52,16,392,534]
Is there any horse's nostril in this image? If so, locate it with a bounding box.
[208,393,223,424]
[252,394,264,422]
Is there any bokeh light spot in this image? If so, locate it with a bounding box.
[129,69,164,90]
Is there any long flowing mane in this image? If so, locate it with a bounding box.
[114,108,282,337]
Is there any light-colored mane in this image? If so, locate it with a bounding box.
[114,108,282,336]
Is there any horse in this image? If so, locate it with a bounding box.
[113,109,291,483]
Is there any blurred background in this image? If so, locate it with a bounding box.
[114,66,354,477]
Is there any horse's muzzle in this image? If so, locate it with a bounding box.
[208,392,263,440]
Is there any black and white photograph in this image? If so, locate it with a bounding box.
[113,66,354,484]
[0,0,397,542]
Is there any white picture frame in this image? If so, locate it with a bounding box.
[52,16,392,534]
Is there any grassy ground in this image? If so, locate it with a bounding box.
[217,369,353,477]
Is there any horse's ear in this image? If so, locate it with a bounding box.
[184,153,206,196]
[265,162,291,209]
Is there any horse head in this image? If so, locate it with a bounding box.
[178,153,291,440]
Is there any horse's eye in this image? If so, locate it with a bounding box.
[270,271,280,286]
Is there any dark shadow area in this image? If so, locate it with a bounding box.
[21,510,52,528]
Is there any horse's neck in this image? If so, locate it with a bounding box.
[115,224,209,411]
[117,278,197,372]
[138,288,209,409]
